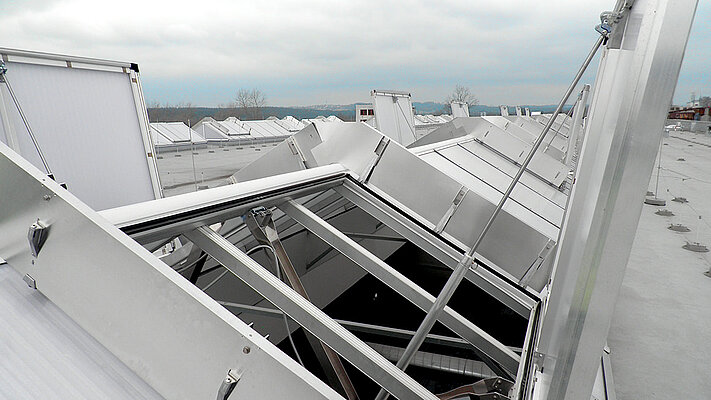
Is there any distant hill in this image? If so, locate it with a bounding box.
[289,102,565,115]
[147,103,567,125]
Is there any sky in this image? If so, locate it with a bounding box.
[0,0,708,107]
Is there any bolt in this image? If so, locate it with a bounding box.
[243,346,250,354]
[43,195,51,201]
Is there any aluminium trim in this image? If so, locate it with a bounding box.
[129,70,164,200]
[0,47,132,69]
[100,165,348,243]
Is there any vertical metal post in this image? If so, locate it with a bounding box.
[655,136,663,196]
[537,1,698,398]
[189,119,198,192]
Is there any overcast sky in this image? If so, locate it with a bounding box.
[0,0,707,107]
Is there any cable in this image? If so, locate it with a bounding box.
[175,252,209,274]
[197,242,305,366]
[249,244,305,367]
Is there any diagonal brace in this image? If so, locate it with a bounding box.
[244,207,358,400]
[278,200,519,374]
[184,226,438,400]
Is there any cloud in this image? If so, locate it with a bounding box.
[0,0,707,106]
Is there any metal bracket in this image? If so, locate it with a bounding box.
[28,219,49,257]
[215,369,241,400]
[437,376,514,400]
[519,239,556,287]
[286,137,308,169]
[595,1,632,39]
[22,273,37,289]
[595,12,616,37]
[360,136,390,183]
[435,186,468,233]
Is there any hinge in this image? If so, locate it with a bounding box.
[28,219,50,257]
[216,369,241,400]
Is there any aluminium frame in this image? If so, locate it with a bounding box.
[108,168,539,398]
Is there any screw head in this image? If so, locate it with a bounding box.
[243,346,250,354]
[43,195,51,201]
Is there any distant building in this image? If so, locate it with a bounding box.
[355,104,374,123]
[668,106,710,120]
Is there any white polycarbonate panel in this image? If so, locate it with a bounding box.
[442,189,553,282]
[372,91,416,146]
[367,143,463,228]
[484,116,566,161]
[0,58,157,210]
[195,120,231,141]
[477,127,530,162]
[451,102,470,118]
[150,122,206,144]
[454,140,567,207]
[421,148,564,230]
[473,128,570,187]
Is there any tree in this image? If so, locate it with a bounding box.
[446,85,478,105]
[699,96,711,108]
[443,84,479,114]
[146,101,198,125]
[234,88,267,120]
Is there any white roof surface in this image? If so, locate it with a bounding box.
[301,115,343,125]
[0,265,164,400]
[149,122,207,145]
[192,116,307,141]
[414,114,452,125]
